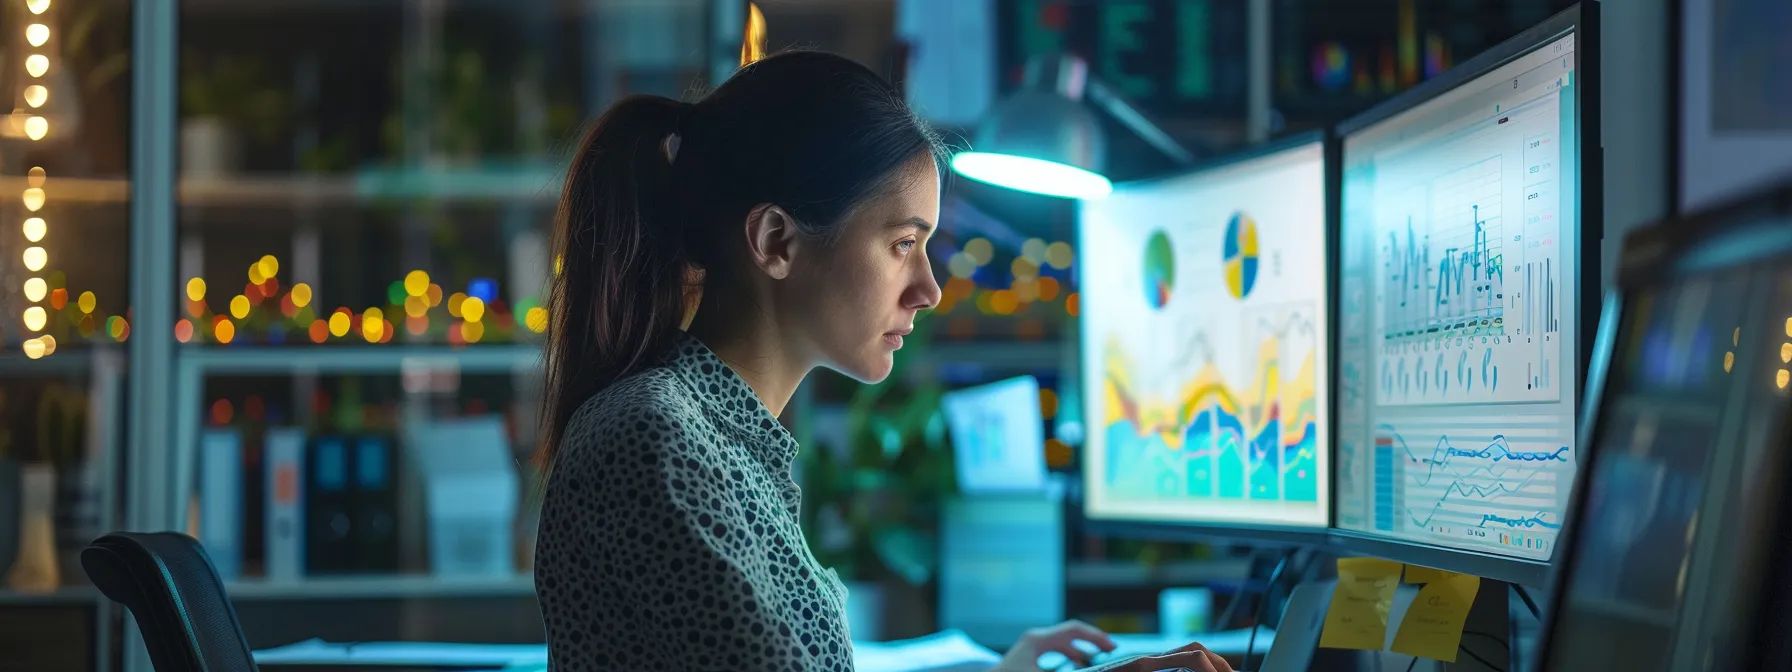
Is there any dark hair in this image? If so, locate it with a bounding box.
[538,50,948,469]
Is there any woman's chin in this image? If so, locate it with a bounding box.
[834,351,894,384]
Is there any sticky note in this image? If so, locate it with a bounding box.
[1391,571,1482,662]
[1405,564,1447,584]
[1319,557,1403,651]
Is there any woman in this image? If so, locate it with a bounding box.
[533,50,1231,672]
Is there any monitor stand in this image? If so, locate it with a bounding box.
[1258,578,1514,672]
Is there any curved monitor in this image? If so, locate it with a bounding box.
[1331,5,1599,584]
[1078,133,1331,539]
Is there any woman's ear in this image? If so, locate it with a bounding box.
[743,203,799,280]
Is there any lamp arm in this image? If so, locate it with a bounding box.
[1085,78,1197,167]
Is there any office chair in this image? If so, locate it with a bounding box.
[80,531,258,672]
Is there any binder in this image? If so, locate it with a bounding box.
[352,434,400,572]
[304,435,354,575]
[264,427,307,581]
[197,429,243,581]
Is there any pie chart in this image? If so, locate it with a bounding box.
[1143,230,1175,309]
[1224,212,1259,299]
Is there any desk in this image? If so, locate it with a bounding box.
[253,629,1004,672]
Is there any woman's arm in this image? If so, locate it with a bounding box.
[536,402,817,671]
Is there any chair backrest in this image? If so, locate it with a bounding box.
[81,531,258,672]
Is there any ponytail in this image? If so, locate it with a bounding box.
[538,94,691,471]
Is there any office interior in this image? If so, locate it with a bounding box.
[0,0,1783,670]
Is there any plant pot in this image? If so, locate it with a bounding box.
[180,116,242,177]
[5,463,60,592]
[0,459,20,576]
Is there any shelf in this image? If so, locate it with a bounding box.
[0,586,101,606]
[1065,558,1254,588]
[227,574,536,601]
[0,348,117,376]
[180,344,542,375]
[0,166,563,208]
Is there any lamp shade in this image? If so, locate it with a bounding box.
[951,55,1112,199]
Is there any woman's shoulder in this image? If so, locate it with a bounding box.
[557,366,711,462]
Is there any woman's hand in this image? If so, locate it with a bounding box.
[1100,641,1235,672]
[992,620,1118,670]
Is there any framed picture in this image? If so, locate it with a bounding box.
[1680,0,1792,211]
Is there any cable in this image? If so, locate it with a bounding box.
[1241,549,1295,671]
[1462,630,1512,649]
[1212,550,1264,630]
[1405,655,1420,672]
[1512,583,1542,619]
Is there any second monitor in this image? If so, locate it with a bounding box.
[1332,5,1597,581]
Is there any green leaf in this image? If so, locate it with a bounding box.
[871,526,936,586]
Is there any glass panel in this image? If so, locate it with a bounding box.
[0,0,134,669]
[172,0,715,654]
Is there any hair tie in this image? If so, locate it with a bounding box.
[663,102,696,165]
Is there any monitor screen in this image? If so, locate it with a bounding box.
[1544,211,1792,670]
[941,376,1050,495]
[1079,139,1330,528]
[1335,29,1581,559]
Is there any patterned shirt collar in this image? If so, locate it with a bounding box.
[662,332,804,512]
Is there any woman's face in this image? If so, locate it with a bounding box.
[785,155,942,382]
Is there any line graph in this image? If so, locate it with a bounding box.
[1382,157,1505,342]
[1371,417,1572,557]
[1372,153,1564,406]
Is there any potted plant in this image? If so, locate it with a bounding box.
[180,50,288,177]
[2,383,82,592]
[798,315,956,640]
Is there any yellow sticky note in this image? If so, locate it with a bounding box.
[1391,571,1482,662]
[1405,564,1446,584]
[1319,557,1403,651]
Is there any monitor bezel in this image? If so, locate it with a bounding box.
[1534,180,1792,666]
[1077,129,1335,549]
[1324,3,1600,587]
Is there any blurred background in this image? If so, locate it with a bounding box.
[0,1,1683,670]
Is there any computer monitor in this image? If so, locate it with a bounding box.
[940,376,1050,496]
[1077,132,1331,542]
[1331,5,1599,585]
[1538,182,1792,671]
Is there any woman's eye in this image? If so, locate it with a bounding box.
[896,240,917,253]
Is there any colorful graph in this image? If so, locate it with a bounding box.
[1145,230,1177,309]
[1370,418,1571,556]
[1224,213,1260,299]
[1099,307,1320,503]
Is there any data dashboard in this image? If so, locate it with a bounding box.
[1335,34,1581,560]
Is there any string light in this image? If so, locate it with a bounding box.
[404,270,430,297]
[460,296,486,323]
[16,20,54,354]
[525,307,549,333]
